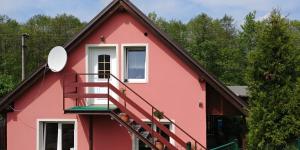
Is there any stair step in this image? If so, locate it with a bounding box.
[113,108,121,114]
[128,119,135,124]
[148,137,154,143]
[132,124,142,131]
[140,131,150,138]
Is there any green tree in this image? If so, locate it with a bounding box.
[217,15,245,85]
[0,14,85,97]
[246,10,300,149]
[290,20,300,52]
[187,13,219,72]
[164,19,187,48]
[0,74,14,98]
[22,15,53,75]
[186,14,244,85]
[148,12,169,31]
[149,12,246,85]
[22,14,85,76]
[0,16,20,97]
[240,11,258,53]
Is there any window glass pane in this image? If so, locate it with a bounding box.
[98,55,110,79]
[157,124,170,142]
[62,124,74,150]
[45,123,58,150]
[105,63,110,71]
[105,55,110,62]
[98,63,104,71]
[98,70,105,78]
[127,49,145,79]
[98,55,104,62]
[105,71,110,78]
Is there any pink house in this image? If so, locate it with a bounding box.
[0,0,247,150]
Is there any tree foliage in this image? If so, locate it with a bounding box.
[246,10,300,149]
[0,14,85,97]
[149,12,246,85]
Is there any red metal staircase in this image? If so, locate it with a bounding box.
[63,73,206,150]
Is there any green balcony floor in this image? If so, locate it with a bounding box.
[66,105,118,111]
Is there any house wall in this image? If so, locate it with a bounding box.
[93,116,132,149]
[7,10,206,149]
[7,73,88,149]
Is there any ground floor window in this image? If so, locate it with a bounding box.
[38,120,76,150]
[134,121,174,150]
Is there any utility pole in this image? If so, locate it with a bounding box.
[21,33,29,81]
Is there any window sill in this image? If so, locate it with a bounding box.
[124,79,148,84]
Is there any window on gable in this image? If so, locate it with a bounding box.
[39,122,75,150]
[124,46,147,82]
[98,55,110,79]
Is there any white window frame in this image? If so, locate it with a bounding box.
[85,44,119,78]
[132,119,175,150]
[122,44,149,83]
[36,119,77,150]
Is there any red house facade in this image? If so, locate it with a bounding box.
[0,0,247,150]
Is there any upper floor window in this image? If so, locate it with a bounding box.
[123,45,148,83]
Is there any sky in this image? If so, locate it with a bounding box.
[1,0,300,26]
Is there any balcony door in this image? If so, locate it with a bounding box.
[87,45,118,105]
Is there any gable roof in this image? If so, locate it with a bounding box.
[0,0,248,115]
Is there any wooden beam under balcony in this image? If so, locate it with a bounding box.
[64,93,108,99]
[64,82,108,88]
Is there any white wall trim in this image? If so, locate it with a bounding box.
[121,43,149,84]
[36,119,78,150]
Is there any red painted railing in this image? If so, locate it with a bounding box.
[63,73,207,150]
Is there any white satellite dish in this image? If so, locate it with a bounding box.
[47,46,67,72]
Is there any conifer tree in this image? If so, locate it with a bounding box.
[246,10,300,149]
